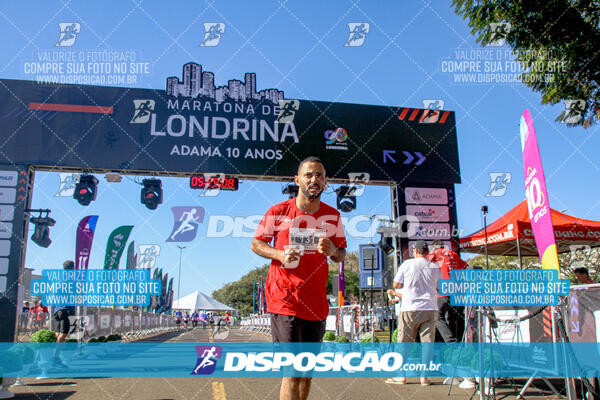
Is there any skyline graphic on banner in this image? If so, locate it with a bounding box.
[166,62,285,104]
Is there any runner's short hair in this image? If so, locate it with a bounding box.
[297,156,325,175]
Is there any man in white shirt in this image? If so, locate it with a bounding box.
[387,240,441,386]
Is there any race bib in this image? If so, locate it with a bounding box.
[289,227,326,253]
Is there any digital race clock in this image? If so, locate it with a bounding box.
[189,175,239,191]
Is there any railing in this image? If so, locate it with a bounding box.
[16,307,178,342]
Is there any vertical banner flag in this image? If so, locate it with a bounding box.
[520,109,560,272]
[126,241,135,269]
[166,277,174,312]
[337,261,346,335]
[76,215,98,269]
[338,261,346,306]
[159,272,168,312]
[103,225,134,269]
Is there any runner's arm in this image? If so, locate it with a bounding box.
[251,238,285,263]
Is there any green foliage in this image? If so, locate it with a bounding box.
[466,254,541,269]
[107,334,121,341]
[327,251,360,298]
[97,336,108,342]
[88,338,98,343]
[335,335,350,343]
[360,332,379,343]
[30,329,56,343]
[452,0,600,127]
[323,331,336,341]
[212,264,270,317]
[391,328,398,343]
[65,339,78,343]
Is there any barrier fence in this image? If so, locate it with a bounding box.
[241,305,365,339]
[16,307,178,342]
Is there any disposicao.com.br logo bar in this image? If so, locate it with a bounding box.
[3,343,599,378]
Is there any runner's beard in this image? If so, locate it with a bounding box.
[301,185,323,200]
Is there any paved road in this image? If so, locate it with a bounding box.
[8,327,566,400]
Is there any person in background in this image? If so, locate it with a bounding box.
[200,310,208,329]
[20,301,30,331]
[386,241,440,386]
[174,310,182,330]
[183,312,190,329]
[53,302,74,367]
[191,310,199,328]
[574,267,595,284]
[31,300,49,330]
[427,240,468,344]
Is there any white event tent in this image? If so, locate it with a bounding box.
[172,290,235,312]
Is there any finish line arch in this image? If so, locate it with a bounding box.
[0,75,461,341]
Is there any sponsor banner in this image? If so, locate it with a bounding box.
[520,109,560,271]
[521,227,600,241]
[0,342,598,378]
[407,222,451,240]
[30,269,160,306]
[406,205,449,222]
[75,215,98,270]
[103,225,134,269]
[0,171,17,187]
[460,224,515,248]
[440,269,569,307]
[405,187,448,204]
[0,78,460,184]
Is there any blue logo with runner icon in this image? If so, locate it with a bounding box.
[166,206,205,242]
[191,345,222,375]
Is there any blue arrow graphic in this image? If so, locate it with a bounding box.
[383,150,396,163]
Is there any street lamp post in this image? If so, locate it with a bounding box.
[177,246,186,310]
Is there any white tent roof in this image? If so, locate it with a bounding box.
[172,290,235,311]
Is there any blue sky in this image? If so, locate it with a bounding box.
[2,1,599,298]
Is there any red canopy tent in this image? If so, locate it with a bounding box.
[460,200,600,257]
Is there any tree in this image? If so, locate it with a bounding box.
[211,264,269,316]
[453,0,600,127]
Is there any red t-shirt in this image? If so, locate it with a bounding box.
[254,198,347,321]
[426,248,468,280]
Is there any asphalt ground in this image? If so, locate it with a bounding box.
[7,327,569,400]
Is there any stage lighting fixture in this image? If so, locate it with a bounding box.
[378,234,395,255]
[73,174,99,206]
[30,215,56,248]
[141,178,163,210]
[335,185,356,212]
[282,183,299,199]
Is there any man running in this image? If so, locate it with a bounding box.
[174,310,182,330]
[252,156,347,400]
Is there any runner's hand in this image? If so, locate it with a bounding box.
[317,237,336,257]
[280,248,301,265]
